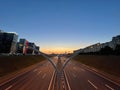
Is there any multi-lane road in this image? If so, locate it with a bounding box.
[65,60,120,90]
[0,56,120,90]
[0,59,55,90]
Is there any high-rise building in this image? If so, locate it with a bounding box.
[17,39,40,55]
[34,46,40,54]
[36,46,40,51]
[0,31,18,54]
[26,42,36,54]
[17,39,28,54]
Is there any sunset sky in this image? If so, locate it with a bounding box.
[0,0,120,54]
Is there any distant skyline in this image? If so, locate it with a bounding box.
[0,0,120,54]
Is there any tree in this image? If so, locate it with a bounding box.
[114,44,120,55]
[100,46,113,55]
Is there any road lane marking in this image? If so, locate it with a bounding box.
[37,71,41,75]
[62,80,65,89]
[92,69,98,72]
[33,69,38,72]
[64,70,71,90]
[0,70,31,87]
[73,67,76,70]
[0,61,47,87]
[105,84,114,90]
[63,84,65,89]
[42,74,46,79]
[80,69,85,72]
[48,71,55,90]
[88,80,98,89]
[5,85,13,90]
[81,64,120,87]
[73,66,85,73]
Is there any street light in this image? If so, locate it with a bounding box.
[29,46,81,90]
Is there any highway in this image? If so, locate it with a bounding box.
[63,57,120,90]
[0,56,120,90]
[48,56,70,90]
[0,58,56,90]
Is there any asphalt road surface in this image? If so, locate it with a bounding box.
[64,57,120,90]
[0,56,120,90]
[0,58,55,90]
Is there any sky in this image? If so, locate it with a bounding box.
[0,0,120,54]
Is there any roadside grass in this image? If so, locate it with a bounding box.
[73,55,120,77]
[0,55,45,77]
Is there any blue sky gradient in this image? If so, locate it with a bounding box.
[0,0,120,53]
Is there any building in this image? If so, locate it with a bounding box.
[74,49,84,53]
[82,43,101,53]
[26,43,40,55]
[111,35,120,49]
[34,46,40,54]
[17,39,28,54]
[17,39,40,55]
[100,35,120,50]
[74,35,120,54]
[0,31,18,54]
[26,42,36,54]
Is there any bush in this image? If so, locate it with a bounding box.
[99,46,113,55]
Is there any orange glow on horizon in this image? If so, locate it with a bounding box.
[41,48,74,54]
[39,44,87,54]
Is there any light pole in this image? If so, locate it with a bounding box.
[40,51,79,90]
[30,47,80,90]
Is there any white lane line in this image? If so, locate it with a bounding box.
[62,80,65,89]
[5,85,13,90]
[73,67,76,70]
[33,69,38,72]
[64,70,71,90]
[105,84,114,90]
[42,74,46,79]
[48,71,55,90]
[73,67,85,72]
[92,69,98,72]
[81,64,120,87]
[63,84,65,89]
[37,71,41,75]
[80,69,85,72]
[88,80,98,89]
[39,71,42,73]
[0,70,31,87]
